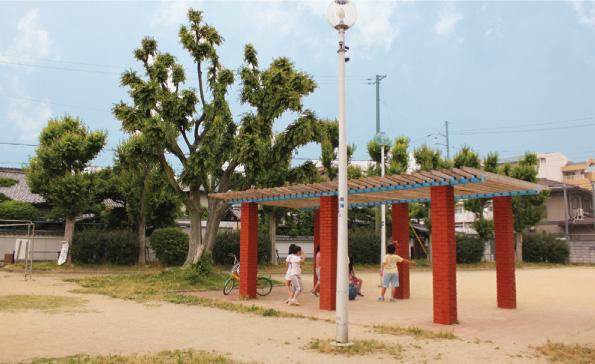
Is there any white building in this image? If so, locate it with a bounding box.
[500,152,569,182]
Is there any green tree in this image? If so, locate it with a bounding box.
[502,152,549,261]
[114,9,334,265]
[367,136,410,176]
[27,115,106,263]
[108,135,181,264]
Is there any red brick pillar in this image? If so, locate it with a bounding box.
[319,196,338,310]
[392,203,410,299]
[493,196,517,309]
[430,186,457,325]
[313,209,321,286]
[239,202,258,299]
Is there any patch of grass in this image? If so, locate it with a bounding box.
[22,349,246,363]
[308,338,402,359]
[373,325,457,340]
[535,341,595,364]
[4,261,163,273]
[67,268,315,320]
[66,268,228,301]
[0,295,86,312]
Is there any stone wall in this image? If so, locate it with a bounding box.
[568,240,595,264]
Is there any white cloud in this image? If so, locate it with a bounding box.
[434,6,462,36]
[0,9,54,141]
[352,1,400,51]
[152,0,203,27]
[8,95,53,142]
[0,8,52,61]
[484,17,502,38]
[572,1,595,27]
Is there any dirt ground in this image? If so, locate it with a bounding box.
[1,267,594,363]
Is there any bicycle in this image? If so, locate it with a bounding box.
[222,254,273,296]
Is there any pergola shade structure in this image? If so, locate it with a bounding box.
[210,167,545,325]
[211,167,543,209]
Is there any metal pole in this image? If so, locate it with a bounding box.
[445,120,450,160]
[380,146,386,265]
[375,75,380,134]
[336,28,349,344]
[563,183,569,240]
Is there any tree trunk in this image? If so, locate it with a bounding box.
[269,212,277,265]
[184,188,203,266]
[138,169,149,265]
[515,232,523,262]
[138,217,146,265]
[64,217,75,265]
[202,200,227,257]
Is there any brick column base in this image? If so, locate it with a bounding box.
[319,196,338,310]
[493,196,517,309]
[392,203,410,299]
[313,209,320,287]
[430,186,457,325]
[239,202,258,298]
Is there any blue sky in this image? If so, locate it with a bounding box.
[1,0,595,172]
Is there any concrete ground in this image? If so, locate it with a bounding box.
[194,266,595,347]
[0,267,594,363]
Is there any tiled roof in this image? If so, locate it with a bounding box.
[0,168,45,204]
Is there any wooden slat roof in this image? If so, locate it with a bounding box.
[209,167,545,209]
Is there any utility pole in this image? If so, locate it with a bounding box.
[369,74,387,237]
[444,120,450,160]
[372,74,387,133]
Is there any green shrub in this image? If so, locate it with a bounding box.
[71,229,138,265]
[456,235,484,263]
[523,233,569,264]
[193,252,213,276]
[149,227,189,266]
[212,230,269,265]
[349,228,380,264]
[0,201,40,221]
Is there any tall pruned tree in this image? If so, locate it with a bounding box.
[27,115,106,263]
[110,135,181,264]
[237,44,337,264]
[114,9,336,265]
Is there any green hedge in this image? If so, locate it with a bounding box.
[349,228,381,264]
[0,201,40,221]
[71,229,138,265]
[456,235,484,264]
[523,233,569,263]
[212,230,269,265]
[149,227,189,266]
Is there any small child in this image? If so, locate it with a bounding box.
[286,245,304,306]
[310,246,321,296]
[378,243,414,302]
[284,244,297,303]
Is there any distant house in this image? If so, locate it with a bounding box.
[561,159,595,191]
[535,178,594,237]
[499,152,569,182]
[0,167,45,206]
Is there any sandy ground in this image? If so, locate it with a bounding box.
[0,267,593,363]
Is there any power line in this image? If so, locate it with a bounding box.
[0,60,120,75]
[451,116,595,133]
[0,53,122,70]
[454,122,595,136]
[0,94,108,112]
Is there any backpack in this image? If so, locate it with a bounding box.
[348,284,357,300]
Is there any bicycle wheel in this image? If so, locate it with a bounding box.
[256,277,273,296]
[223,277,236,295]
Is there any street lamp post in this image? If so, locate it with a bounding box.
[373,132,391,269]
[326,0,357,344]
